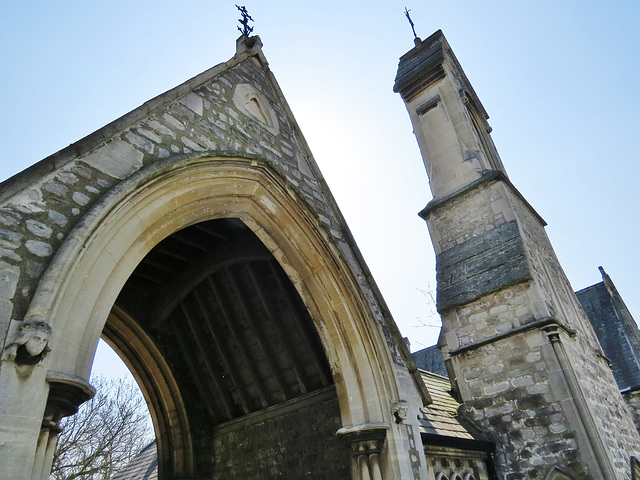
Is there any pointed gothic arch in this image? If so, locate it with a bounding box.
[22,154,412,478]
[103,305,193,477]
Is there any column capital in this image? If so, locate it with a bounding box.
[337,423,388,454]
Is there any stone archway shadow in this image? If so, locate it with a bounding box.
[27,155,407,478]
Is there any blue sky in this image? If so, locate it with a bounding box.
[1,2,639,375]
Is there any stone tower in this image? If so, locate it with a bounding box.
[394,30,640,479]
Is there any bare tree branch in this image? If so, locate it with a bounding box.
[50,375,154,480]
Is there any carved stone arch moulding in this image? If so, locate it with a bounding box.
[103,305,193,479]
[25,154,402,432]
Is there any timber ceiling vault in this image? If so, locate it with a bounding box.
[115,218,333,426]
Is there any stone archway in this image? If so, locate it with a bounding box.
[13,155,415,478]
[105,216,348,478]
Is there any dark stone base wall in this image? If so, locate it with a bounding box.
[211,389,350,479]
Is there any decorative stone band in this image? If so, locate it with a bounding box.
[449,317,575,357]
[420,171,544,224]
[393,30,446,102]
[418,170,547,313]
[337,423,389,480]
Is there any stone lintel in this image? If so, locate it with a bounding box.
[435,220,531,312]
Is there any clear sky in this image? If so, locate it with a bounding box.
[1,1,639,374]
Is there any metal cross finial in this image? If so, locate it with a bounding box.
[236,5,254,37]
[404,7,417,39]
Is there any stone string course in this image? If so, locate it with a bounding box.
[448,288,588,479]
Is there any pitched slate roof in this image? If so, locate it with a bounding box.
[576,267,640,391]
[412,345,447,377]
[113,441,157,480]
[417,370,479,442]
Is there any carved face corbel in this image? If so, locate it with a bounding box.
[392,400,409,424]
[3,315,53,365]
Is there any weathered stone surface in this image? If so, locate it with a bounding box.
[25,240,52,258]
[25,220,52,239]
[404,29,640,479]
[181,92,204,116]
[0,261,19,301]
[82,139,144,179]
[624,390,640,435]
[436,220,530,311]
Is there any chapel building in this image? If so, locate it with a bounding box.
[0,27,639,480]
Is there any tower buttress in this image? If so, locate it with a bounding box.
[395,30,640,479]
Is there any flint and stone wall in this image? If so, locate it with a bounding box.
[430,178,640,479]
[0,39,411,372]
[212,390,349,479]
[425,190,640,478]
[394,28,640,480]
[0,50,336,331]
